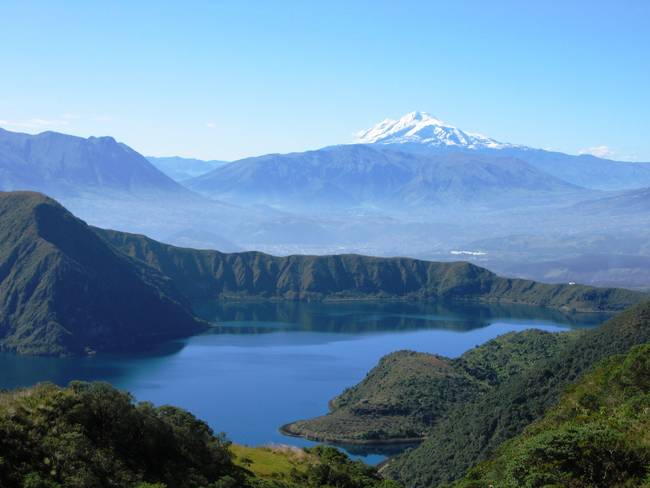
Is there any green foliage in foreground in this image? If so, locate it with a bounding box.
[0,381,236,487]
[0,381,400,488]
[383,299,650,487]
[452,342,650,488]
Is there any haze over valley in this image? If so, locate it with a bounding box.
[3,110,650,289]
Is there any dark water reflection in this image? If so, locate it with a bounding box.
[0,300,609,464]
[194,299,608,334]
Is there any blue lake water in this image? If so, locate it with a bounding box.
[0,301,608,463]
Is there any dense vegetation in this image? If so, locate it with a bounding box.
[383,299,650,487]
[0,381,400,488]
[283,330,570,443]
[0,192,204,356]
[0,381,237,487]
[98,226,644,311]
[452,342,650,487]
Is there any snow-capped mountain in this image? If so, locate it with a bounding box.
[355,111,512,149]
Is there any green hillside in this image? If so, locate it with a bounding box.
[453,342,650,487]
[0,381,400,488]
[98,227,643,311]
[382,300,650,487]
[282,330,570,443]
[0,192,204,356]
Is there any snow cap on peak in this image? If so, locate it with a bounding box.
[355,111,511,149]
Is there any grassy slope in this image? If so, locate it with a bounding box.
[98,226,644,312]
[453,342,650,487]
[383,300,650,487]
[231,444,310,481]
[282,330,570,443]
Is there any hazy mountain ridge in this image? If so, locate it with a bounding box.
[186,144,584,209]
[571,185,650,214]
[3,124,650,291]
[0,128,194,198]
[362,113,650,191]
[147,155,228,182]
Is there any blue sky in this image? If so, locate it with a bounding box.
[1,1,648,161]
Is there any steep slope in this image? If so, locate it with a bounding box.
[0,128,193,198]
[147,155,227,181]
[453,342,650,488]
[0,192,204,355]
[282,330,570,443]
[96,227,644,311]
[383,300,650,487]
[186,144,582,209]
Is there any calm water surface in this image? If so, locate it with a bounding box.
[0,301,608,463]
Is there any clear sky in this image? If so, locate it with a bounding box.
[1,0,648,161]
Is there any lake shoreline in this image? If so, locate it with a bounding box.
[201,294,624,314]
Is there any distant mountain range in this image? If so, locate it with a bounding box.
[147,156,228,182]
[3,118,649,211]
[572,186,650,215]
[0,128,193,199]
[358,112,650,190]
[2,120,650,289]
[183,111,650,208]
[186,144,583,209]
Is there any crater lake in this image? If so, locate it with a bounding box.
[0,300,609,463]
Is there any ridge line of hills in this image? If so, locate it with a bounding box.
[96,225,644,309]
[0,190,645,356]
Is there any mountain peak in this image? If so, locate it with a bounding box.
[355,111,512,149]
[401,111,447,125]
